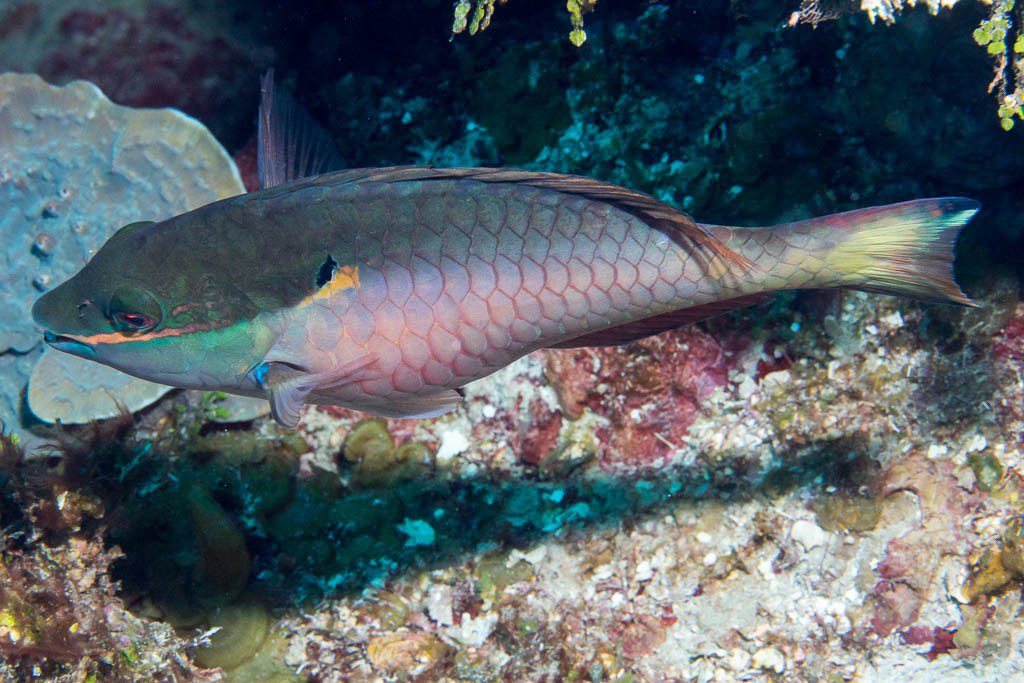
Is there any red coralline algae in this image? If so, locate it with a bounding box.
[876,538,918,581]
[754,339,794,380]
[616,614,668,659]
[992,306,1024,366]
[233,136,261,193]
[869,452,979,638]
[1,2,255,143]
[544,327,748,470]
[992,305,1024,440]
[44,7,250,122]
[514,397,564,466]
[900,625,958,661]
[871,581,922,636]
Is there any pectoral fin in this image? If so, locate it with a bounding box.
[260,364,307,428]
[251,355,377,427]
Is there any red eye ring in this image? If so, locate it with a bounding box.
[113,311,156,331]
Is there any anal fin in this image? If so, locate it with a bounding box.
[372,389,465,419]
[551,293,769,348]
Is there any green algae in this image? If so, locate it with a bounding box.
[342,419,393,464]
[186,486,251,605]
[963,519,1024,602]
[813,495,884,534]
[223,629,303,683]
[367,631,449,676]
[475,552,537,602]
[364,590,412,631]
[191,602,270,670]
[807,451,884,533]
[451,0,597,46]
[341,419,434,488]
[969,452,1005,492]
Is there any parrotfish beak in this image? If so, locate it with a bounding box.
[41,329,97,358]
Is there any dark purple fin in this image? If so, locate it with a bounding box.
[370,390,465,419]
[550,293,770,348]
[257,69,345,189]
[311,166,752,270]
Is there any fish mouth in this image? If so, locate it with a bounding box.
[43,330,96,358]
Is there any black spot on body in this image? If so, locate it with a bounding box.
[316,254,338,288]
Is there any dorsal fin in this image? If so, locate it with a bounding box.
[331,167,752,270]
[257,69,344,189]
[549,293,769,348]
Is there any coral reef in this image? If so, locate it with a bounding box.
[261,290,1024,681]
[5,289,1009,680]
[0,72,244,440]
[0,1,1022,681]
[0,429,204,681]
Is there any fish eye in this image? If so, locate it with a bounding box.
[112,311,157,331]
[108,286,162,333]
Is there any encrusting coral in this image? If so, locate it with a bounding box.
[0,72,245,439]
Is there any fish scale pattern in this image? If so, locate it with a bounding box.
[310,179,739,405]
[710,214,875,293]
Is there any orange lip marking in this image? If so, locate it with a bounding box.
[65,266,362,345]
[66,322,210,346]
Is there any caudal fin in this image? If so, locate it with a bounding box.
[823,198,979,306]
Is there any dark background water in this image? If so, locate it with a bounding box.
[2,0,1021,295]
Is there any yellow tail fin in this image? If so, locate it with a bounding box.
[824,197,979,305]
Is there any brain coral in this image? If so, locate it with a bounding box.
[0,72,244,432]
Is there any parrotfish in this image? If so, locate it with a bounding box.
[32,73,979,427]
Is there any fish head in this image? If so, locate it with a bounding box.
[32,220,275,392]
